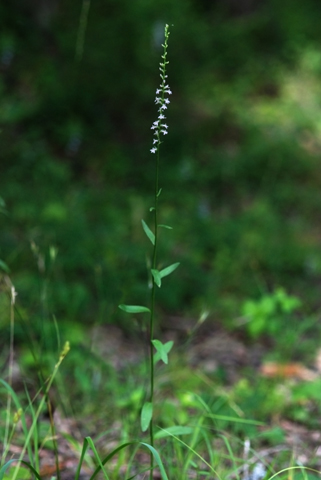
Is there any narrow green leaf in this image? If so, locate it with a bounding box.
[141,220,155,245]
[118,305,150,313]
[154,426,193,439]
[158,224,173,229]
[157,188,162,197]
[88,441,132,480]
[164,340,174,354]
[0,196,7,215]
[0,259,10,273]
[84,437,110,480]
[153,340,174,364]
[140,443,170,480]
[152,339,168,364]
[141,402,153,432]
[0,461,43,480]
[151,269,161,287]
[149,207,155,212]
[205,413,265,425]
[159,262,180,279]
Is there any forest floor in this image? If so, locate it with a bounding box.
[4,322,321,480]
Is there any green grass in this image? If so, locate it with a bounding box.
[2,341,321,479]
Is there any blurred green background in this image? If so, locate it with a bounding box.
[1,0,321,342]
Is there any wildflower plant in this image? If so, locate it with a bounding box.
[119,24,178,478]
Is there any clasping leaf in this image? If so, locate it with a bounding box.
[151,263,180,288]
[159,262,180,279]
[153,340,174,364]
[141,219,155,245]
[158,224,173,229]
[151,269,162,287]
[119,305,150,313]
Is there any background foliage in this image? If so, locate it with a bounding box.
[1,0,321,345]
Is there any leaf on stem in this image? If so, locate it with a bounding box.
[153,340,174,364]
[118,305,151,313]
[157,188,162,197]
[158,224,173,229]
[159,262,180,279]
[152,339,171,364]
[141,219,155,245]
[151,269,162,287]
[141,402,153,432]
[0,259,10,273]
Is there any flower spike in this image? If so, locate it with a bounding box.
[150,24,171,154]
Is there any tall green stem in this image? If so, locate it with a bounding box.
[149,146,160,477]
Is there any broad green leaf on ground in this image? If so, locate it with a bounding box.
[154,426,193,439]
[141,219,155,245]
[119,305,150,313]
[153,340,174,364]
[141,402,153,432]
[159,262,180,279]
[151,269,162,287]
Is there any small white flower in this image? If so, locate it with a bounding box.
[155,97,161,104]
[158,113,165,120]
[153,139,158,144]
[151,125,157,130]
[150,147,157,153]
[164,98,170,104]
[153,120,159,125]
[161,130,168,135]
[156,89,161,94]
[162,124,168,129]
[11,286,17,305]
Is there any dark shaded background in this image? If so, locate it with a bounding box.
[1,0,321,345]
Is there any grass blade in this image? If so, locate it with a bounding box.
[154,426,193,439]
[140,443,169,480]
